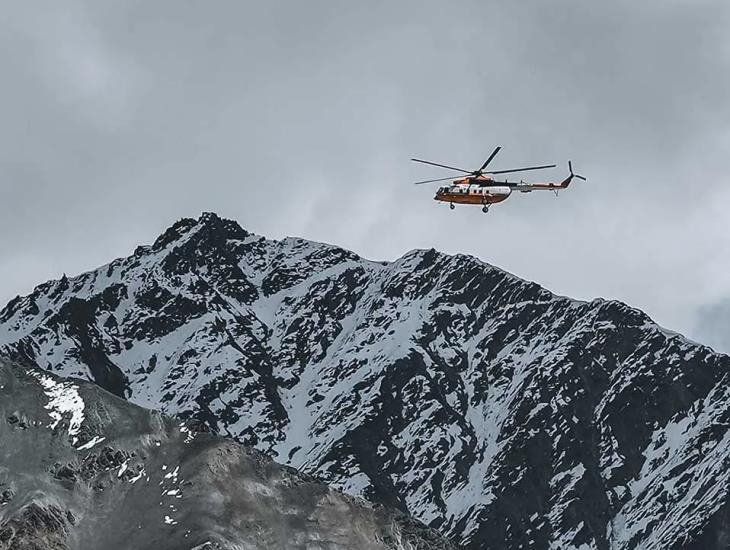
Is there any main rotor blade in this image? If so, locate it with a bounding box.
[486,164,556,175]
[479,147,502,171]
[411,158,473,174]
[574,174,587,181]
[413,175,463,185]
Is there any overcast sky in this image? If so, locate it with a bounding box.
[2,1,730,351]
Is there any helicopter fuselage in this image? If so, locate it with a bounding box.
[434,179,512,205]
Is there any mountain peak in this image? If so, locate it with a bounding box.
[196,211,250,238]
[1,216,729,549]
[151,212,250,252]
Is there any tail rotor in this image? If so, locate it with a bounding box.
[568,161,586,181]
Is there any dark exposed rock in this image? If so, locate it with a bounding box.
[49,298,128,397]
[0,503,70,550]
[0,489,14,506]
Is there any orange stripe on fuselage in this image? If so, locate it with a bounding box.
[434,193,509,205]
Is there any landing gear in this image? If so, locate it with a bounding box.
[449,203,455,210]
[482,205,489,213]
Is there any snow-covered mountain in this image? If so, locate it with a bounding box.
[1,212,728,549]
[0,358,451,550]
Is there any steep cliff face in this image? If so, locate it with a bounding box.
[1,213,728,549]
[0,359,452,550]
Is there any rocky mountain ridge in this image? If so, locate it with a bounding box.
[1,212,729,549]
[0,358,451,550]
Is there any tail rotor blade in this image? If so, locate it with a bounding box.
[568,161,586,181]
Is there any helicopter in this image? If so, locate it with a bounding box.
[412,147,586,213]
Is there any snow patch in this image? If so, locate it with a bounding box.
[77,435,106,450]
[30,371,85,445]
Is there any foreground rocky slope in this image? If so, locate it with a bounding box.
[1,213,729,549]
[0,358,451,550]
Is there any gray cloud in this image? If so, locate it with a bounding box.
[694,300,730,355]
[1,0,730,343]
